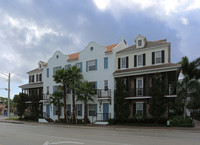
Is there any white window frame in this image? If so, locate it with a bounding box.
[89,104,96,116]
[121,57,126,69]
[76,62,81,69]
[104,80,108,90]
[137,54,143,67]
[138,39,142,47]
[136,102,143,114]
[155,51,162,64]
[136,78,143,96]
[76,104,82,116]
[88,60,96,71]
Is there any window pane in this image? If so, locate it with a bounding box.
[121,57,126,68]
[138,55,143,66]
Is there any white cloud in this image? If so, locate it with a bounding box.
[93,0,111,11]
[180,17,189,25]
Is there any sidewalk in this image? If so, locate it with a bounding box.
[0,115,24,124]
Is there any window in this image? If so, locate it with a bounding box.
[76,62,82,72]
[121,57,126,69]
[46,68,49,77]
[88,60,95,71]
[155,51,162,64]
[89,104,97,116]
[136,78,143,96]
[104,57,108,69]
[53,66,61,75]
[90,81,97,94]
[31,75,34,83]
[136,102,143,114]
[47,86,49,95]
[104,80,108,90]
[138,40,142,47]
[36,74,38,82]
[137,54,143,67]
[39,64,41,68]
[39,74,42,81]
[66,88,71,94]
[67,104,71,116]
[76,104,82,116]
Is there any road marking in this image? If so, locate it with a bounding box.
[43,141,84,145]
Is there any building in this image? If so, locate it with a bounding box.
[113,34,181,118]
[19,61,45,117]
[42,38,127,122]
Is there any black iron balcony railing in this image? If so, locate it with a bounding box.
[97,89,111,98]
[96,113,111,121]
[25,94,43,102]
[126,88,144,97]
[43,93,51,100]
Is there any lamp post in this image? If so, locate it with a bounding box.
[0,72,11,119]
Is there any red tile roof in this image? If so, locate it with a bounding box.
[105,43,118,53]
[67,52,80,61]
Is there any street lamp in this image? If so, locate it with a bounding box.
[0,72,11,119]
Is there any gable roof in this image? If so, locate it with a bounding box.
[105,43,118,53]
[67,52,80,61]
[117,39,169,54]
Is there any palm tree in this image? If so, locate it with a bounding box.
[177,56,200,119]
[50,90,64,122]
[76,81,96,123]
[53,68,68,122]
[66,65,83,122]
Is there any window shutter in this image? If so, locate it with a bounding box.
[95,81,97,89]
[134,79,136,96]
[152,52,155,64]
[86,61,88,72]
[118,58,121,69]
[53,105,56,116]
[126,57,129,68]
[143,103,146,116]
[162,50,165,63]
[75,104,77,116]
[95,104,97,116]
[32,75,34,82]
[95,59,97,70]
[80,62,82,72]
[80,104,82,116]
[134,55,137,67]
[29,76,31,83]
[133,103,136,116]
[143,54,146,66]
[104,57,108,69]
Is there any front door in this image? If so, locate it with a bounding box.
[46,104,50,118]
[103,103,109,121]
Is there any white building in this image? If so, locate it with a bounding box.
[42,38,127,122]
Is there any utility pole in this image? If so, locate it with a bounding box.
[8,73,10,119]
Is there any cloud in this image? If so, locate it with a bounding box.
[180,17,189,25]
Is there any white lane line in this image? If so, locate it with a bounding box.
[29,133,130,145]
[43,141,84,145]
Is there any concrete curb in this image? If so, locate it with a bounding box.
[0,120,24,124]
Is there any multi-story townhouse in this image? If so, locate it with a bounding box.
[42,38,127,122]
[19,61,45,116]
[113,34,181,118]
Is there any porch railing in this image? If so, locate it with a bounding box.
[96,113,111,122]
[97,89,111,98]
[43,112,50,119]
[43,93,51,100]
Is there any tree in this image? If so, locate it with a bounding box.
[53,68,68,122]
[50,90,64,122]
[30,95,39,120]
[76,81,96,123]
[66,65,83,122]
[149,74,167,120]
[13,93,27,118]
[114,78,129,122]
[177,56,200,119]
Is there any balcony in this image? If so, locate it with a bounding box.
[97,89,111,98]
[25,94,43,102]
[127,88,145,97]
[43,93,51,100]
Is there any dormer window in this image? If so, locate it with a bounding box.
[138,40,142,47]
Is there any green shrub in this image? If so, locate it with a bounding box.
[169,116,194,127]
[190,112,200,121]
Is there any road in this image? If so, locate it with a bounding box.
[0,122,200,145]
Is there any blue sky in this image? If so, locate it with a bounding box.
[0,0,200,99]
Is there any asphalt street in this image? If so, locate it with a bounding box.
[0,122,200,145]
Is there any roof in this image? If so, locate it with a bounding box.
[114,63,181,77]
[117,39,170,54]
[105,43,118,53]
[43,63,48,66]
[27,68,41,74]
[67,52,80,61]
[19,82,43,89]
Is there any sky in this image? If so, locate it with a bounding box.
[0,0,200,99]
